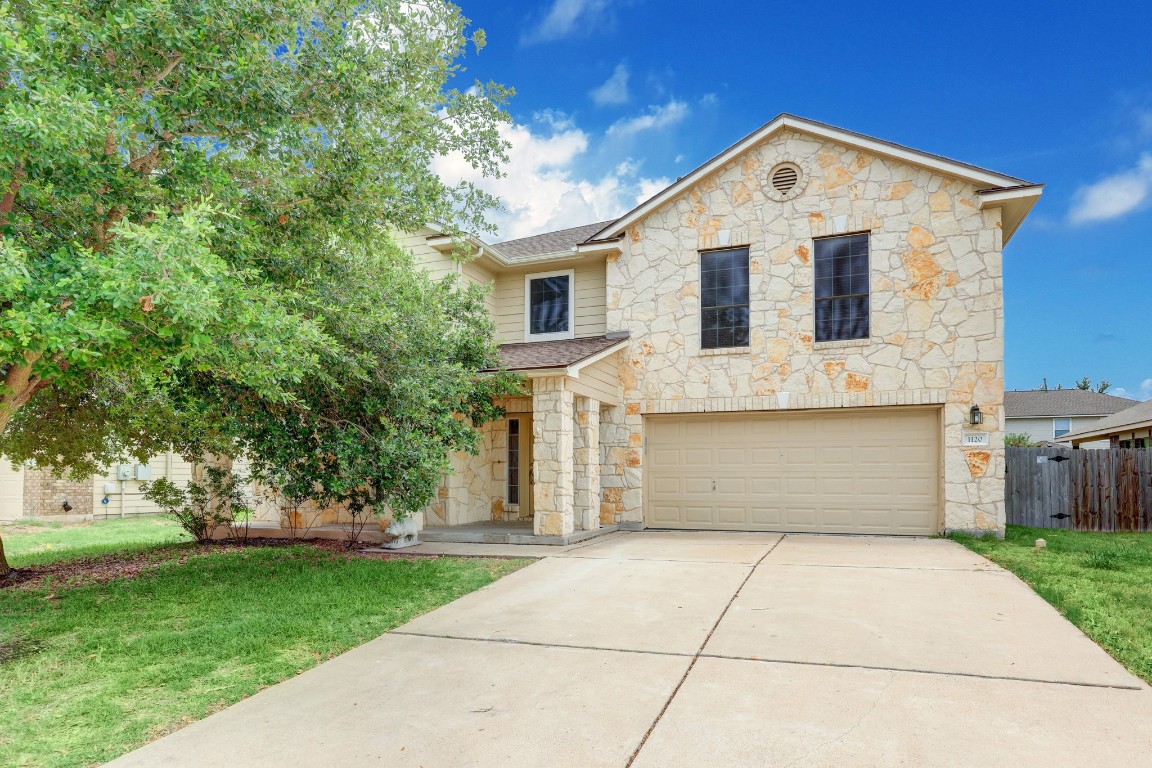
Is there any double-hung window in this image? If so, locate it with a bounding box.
[700,247,750,349]
[525,269,574,341]
[814,233,870,342]
[1053,418,1071,439]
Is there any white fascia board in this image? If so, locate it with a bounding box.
[566,340,630,375]
[590,114,1033,242]
[977,185,1044,244]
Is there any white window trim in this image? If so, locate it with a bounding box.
[1053,417,1071,439]
[524,268,575,342]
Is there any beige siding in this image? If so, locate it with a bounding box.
[1006,416,1111,449]
[0,460,23,521]
[568,354,623,406]
[461,258,498,319]
[400,228,457,280]
[92,453,197,518]
[495,260,607,344]
[400,228,497,320]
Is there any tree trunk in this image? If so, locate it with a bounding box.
[0,355,49,434]
[1,355,46,578]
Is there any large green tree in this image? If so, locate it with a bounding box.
[0,0,514,575]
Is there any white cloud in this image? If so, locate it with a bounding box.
[590,63,630,106]
[432,114,671,240]
[1112,378,1152,400]
[521,0,610,45]
[606,100,689,137]
[1068,154,1152,224]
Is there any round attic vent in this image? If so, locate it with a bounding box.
[770,163,801,195]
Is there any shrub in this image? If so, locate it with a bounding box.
[142,467,252,543]
[1005,433,1038,448]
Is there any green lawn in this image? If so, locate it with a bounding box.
[0,520,528,768]
[3,516,191,567]
[954,525,1152,684]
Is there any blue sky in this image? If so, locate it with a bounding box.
[439,0,1152,399]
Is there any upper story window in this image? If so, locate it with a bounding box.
[1053,418,1071,438]
[814,233,870,342]
[700,247,750,349]
[525,269,574,341]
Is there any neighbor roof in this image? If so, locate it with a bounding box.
[1004,390,1138,418]
[1058,399,1152,444]
[494,221,617,261]
[484,335,627,372]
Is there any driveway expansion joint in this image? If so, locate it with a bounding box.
[387,630,696,659]
[694,653,1147,692]
[625,534,788,767]
[765,562,1008,573]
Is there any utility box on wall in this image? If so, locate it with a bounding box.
[134,464,152,481]
[116,465,133,481]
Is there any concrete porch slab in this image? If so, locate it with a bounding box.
[562,530,783,564]
[397,556,750,655]
[107,633,690,768]
[631,657,1152,768]
[421,520,619,546]
[704,561,1143,688]
[768,533,1002,570]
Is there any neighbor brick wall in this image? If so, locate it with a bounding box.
[23,469,94,518]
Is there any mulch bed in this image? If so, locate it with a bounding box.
[0,536,427,592]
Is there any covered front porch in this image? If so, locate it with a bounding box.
[423,334,632,540]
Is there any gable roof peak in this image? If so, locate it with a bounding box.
[586,113,1042,244]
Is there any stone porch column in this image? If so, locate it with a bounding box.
[573,396,601,531]
[532,378,574,537]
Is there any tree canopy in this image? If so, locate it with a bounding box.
[0,0,517,574]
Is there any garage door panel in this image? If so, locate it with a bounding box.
[684,506,715,524]
[645,408,940,535]
[716,480,748,499]
[684,448,713,465]
[749,477,781,495]
[716,506,748,524]
[649,505,682,525]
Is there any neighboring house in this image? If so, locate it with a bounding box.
[0,453,201,523]
[412,113,1042,537]
[1,454,300,524]
[1004,390,1138,449]
[1058,399,1152,448]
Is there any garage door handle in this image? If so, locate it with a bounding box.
[712,480,716,492]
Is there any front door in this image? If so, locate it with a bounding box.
[507,414,533,520]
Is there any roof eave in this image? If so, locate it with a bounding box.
[977,184,1045,244]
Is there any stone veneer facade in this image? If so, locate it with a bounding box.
[603,129,1006,533]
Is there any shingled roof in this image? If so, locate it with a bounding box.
[484,335,627,372]
[493,220,618,261]
[1004,390,1138,418]
[1059,398,1152,443]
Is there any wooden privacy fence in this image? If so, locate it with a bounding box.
[1006,446,1152,531]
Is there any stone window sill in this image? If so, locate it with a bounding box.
[813,338,873,350]
[697,346,752,357]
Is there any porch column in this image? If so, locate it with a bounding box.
[573,396,601,530]
[532,378,574,537]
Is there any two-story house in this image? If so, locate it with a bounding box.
[412,114,1042,539]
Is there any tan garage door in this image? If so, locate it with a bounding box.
[645,408,940,535]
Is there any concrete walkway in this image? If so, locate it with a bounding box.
[107,532,1152,767]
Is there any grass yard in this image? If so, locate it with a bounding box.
[0,520,529,768]
[954,525,1152,684]
[3,516,191,567]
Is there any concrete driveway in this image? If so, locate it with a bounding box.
[107,532,1152,767]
